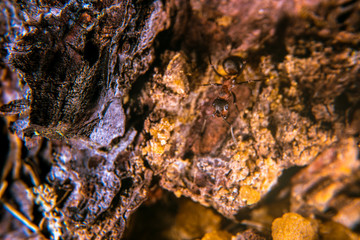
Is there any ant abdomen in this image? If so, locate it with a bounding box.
[222,56,246,76]
[209,55,246,80]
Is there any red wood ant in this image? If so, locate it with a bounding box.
[203,55,255,144]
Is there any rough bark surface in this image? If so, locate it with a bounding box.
[0,0,359,239]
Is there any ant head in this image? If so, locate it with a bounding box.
[212,98,229,119]
[222,56,246,76]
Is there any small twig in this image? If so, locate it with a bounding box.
[1,200,47,239]
[0,181,8,199]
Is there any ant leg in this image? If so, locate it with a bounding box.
[230,90,240,114]
[200,83,222,87]
[201,114,214,135]
[221,116,237,145]
[232,78,262,86]
[201,118,207,134]
[208,55,227,78]
[230,125,237,145]
[202,114,237,145]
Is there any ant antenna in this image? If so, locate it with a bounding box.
[208,55,227,78]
